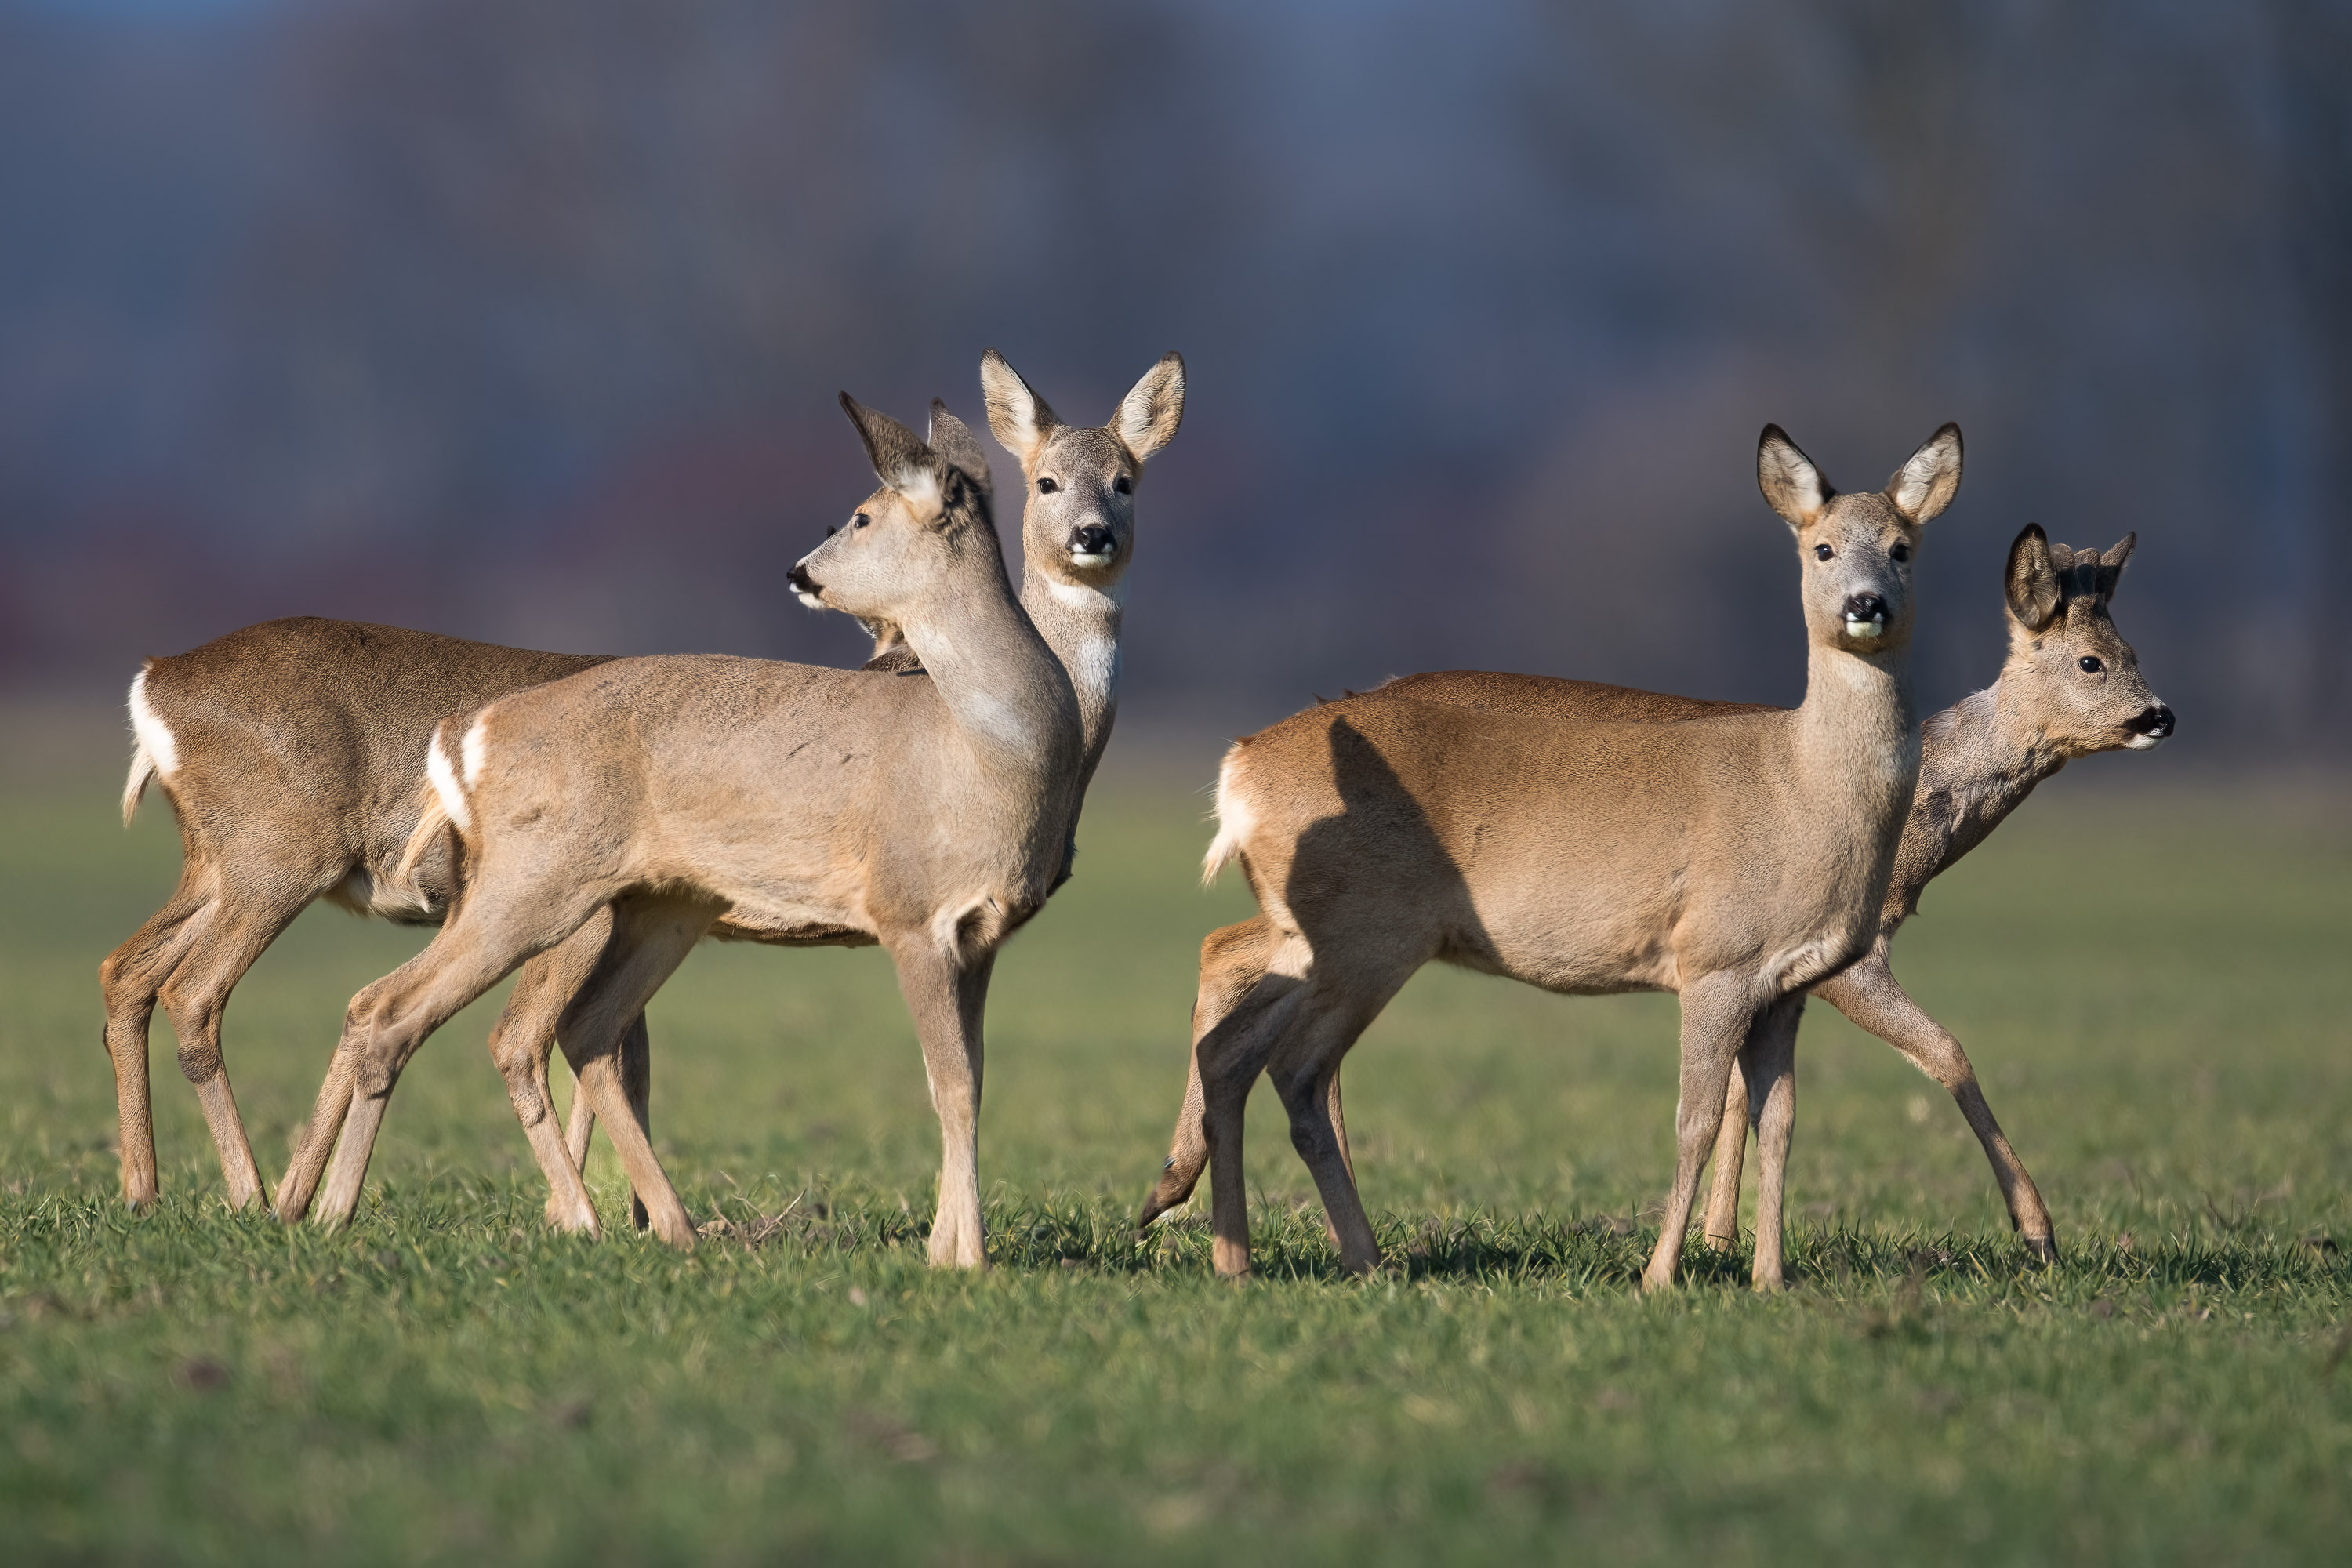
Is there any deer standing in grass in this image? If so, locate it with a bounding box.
[103,623,639,1214]
[271,394,1085,1265]
[1142,524,2169,1266]
[1138,423,1961,1291]
[526,350,1187,1203]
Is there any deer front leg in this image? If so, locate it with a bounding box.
[1740,993,1803,1291]
[891,942,995,1269]
[1642,975,1755,1292]
[1813,956,2056,1262]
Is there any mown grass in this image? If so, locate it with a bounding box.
[1,754,2347,1564]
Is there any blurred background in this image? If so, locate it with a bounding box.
[2,0,2347,762]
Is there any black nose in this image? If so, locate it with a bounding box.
[1071,524,1115,557]
[2127,703,2174,738]
[1842,593,1888,622]
[787,564,819,597]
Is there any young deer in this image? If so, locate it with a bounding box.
[272,396,1083,1267]
[101,622,645,1213]
[551,350,1186,1185]
[1139,423,1962,1290]
[1142,525,2169,1266]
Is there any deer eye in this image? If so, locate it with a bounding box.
[1112,475,1133,495]
[851,514,869,530]
[2078,655,2103,673]
[1889,542,1911,562]
[1813,543,1834,561]
[1037,477,1059,495]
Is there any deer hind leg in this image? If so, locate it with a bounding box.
[546,897,714,1250]
[1139,916,1275,1230]
[489,931,609,1238]
[152,888,311,1212]
[1740,994,1804,1291]
[1642,974,1759,1293]
[1703,1068,1752,1252]
[1813,956,2056,1261]
[99,872,215,1211]
[1263,989,1394,1277]
[1192,951,1319,1279]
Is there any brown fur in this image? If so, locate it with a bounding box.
[1143,424,1964,1290]
[1142,527,2169,1269]
[273,397,1084,1269]
[99,619,626,1213]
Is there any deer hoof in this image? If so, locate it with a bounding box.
[2023,1234,2059,1267]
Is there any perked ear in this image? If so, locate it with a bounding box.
[927,399,993,503]
[839,393,940,506]
[979,348,1059,468]
[2096,532,2136,604]
[1885,423,1963,524]
[1757,425,1832,529]
[1113,351,1186,462]
[2004,524,2062,631]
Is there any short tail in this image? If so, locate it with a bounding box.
[392,721,469,895]
[1200,743,1250,887]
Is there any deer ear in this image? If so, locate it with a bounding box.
[979,349,1059,468]
[1758,425,1832,529]
[927,399,993,503]
[2096,532,2136,604]
[1113,351,1185,462]
[2004,524,2062,631]
[839,393,940,506]
[1885,423,1962,524]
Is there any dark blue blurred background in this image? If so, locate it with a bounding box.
[3,0,2347,755]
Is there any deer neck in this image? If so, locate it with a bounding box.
[1793,639,1920,836]
[1019,559,1124,787]
[1909,671,2073,877]
[899,572,1080,784]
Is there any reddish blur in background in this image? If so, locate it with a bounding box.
[2,0,2347,760]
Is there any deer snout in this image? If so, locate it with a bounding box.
[1842,592,1889,640]
[1069,524,1117,564]
[2122,702,2174,750]
[787,563,825,608]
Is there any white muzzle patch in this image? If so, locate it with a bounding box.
[1844,615,1886,641]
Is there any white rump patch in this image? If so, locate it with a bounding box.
[423,723,472,833]
[127,670,178,775]
[1201,750,1254,886]
[460,714,489,786]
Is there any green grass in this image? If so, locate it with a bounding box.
[2,758,2348,1564]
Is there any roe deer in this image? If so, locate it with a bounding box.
[1141,524,2169,1266]
[551,350,1186,1186]
[273,395,1082,1267]
[1139,423,1962,1290]
[102,622,646,1214]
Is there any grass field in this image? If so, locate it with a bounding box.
[2,750,2348,1564]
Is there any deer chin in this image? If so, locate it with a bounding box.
[1842,616,1887,644]
[2122,730,2166,751]
[1067,546,1117,568]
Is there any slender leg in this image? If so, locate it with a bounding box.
[1139,917,1274,1229]
[1813,956,2057,1261]
[1195,967,1312,1278]
[1741,994,1803,1291]
[1265,1004,1388,1275]
[887,939,997,1269]
[1641,973,1759,1292]
[99,874,214,1210]
[153,894,311,1210]
[1703,1068,1751,1251]
[490,934,612,1237]
[542,898,713,1249]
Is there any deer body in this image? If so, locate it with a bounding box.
[271,397,1083,1266]
[1152,424,1961,1290]
[1142,527,2165,1271]
[100,618,622,1211]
